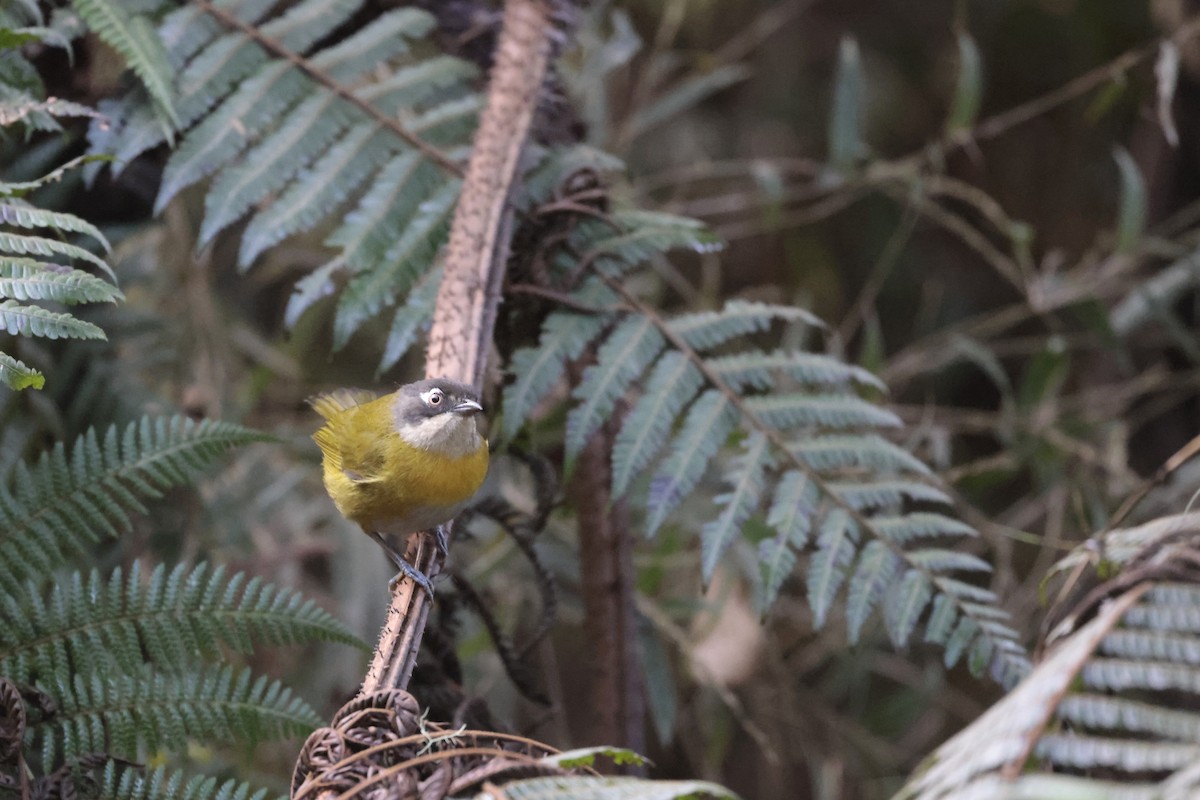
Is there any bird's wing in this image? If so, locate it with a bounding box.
[309,389,379,419]
[311,391,390,483]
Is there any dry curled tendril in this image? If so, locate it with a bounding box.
[292,690,573,799]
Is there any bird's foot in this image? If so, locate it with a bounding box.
[433,524,449,556]
[386,555,436,601]
[370,530,436,600]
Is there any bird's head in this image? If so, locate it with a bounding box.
[392,378,485,457]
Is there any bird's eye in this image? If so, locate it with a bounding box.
[428,391,443,405]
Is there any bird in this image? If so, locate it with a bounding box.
[310,378,489,597]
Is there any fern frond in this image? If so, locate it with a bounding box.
[502,308,613,440]
[490,776,736,800]
[0,201,110,250]
[0,351,44,390]
[154,63,310,210]
[668,300,823,351]
[790,434,935,476]
[0,259,122,304]
[70,0,178,128]
[883,570,934,649]
[0,416,270,592]
[846,540,902,642]
[701,431,771,580]
[646,390,738,534]
[580,210,722,277]
[308,7,432,79]
[0,231,113,278]
[38,664,322,765]
[332,175,459,349]
[0,299,105,340]
[808,510,859,627]
[197,91,358,246]
[89,2,482,371]
[611,351,705,495]
[744,392,901,431]
[706,349,885,392]
[237,124,391,266]
[97,762,276,800]
[872,512,978,544]
[0,562,363,684]
[757,470,818,607]
[1035,734,1199,772]
[566,316,665,462]
[828,479,950,510]
[378,264,442,374]
[113,0,371,168]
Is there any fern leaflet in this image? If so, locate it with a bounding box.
[0,416,271,592]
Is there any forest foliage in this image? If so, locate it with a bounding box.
[3,1,1200,799]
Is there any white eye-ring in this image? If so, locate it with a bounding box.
[422,388,444,407]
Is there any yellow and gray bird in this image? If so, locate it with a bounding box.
[310,378,489,595]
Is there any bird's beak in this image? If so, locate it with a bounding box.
[453,398,483,415]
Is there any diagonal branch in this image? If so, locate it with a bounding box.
[358,0,555,697]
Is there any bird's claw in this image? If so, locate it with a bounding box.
[386,555,436,601]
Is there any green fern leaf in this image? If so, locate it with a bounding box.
[98,762,277,800]
[198,91,359,246]
[324,151,428,271]
[706,349,885,392]
[701,432,771,581]
[873,512,977,544]
[39,664,322,764]
[282,259,342,329]
[361,55,479,114]
[906,548,992,573]
[828,479,950,511]
[790,433,934,476]
[378,264,442,374]
[0,201,110,251]
[924,594,959,645]
[502,307,611,440]
[0,258,122,304]
[611,351,704,495]
[155,63,309,211]
[114,0,369,168]
[0,416,270,592]
[943,615,981,667]
[757,531,796,612]
[581,210,722,277]
[846,540,902,642]
[491,776,736,800]
[0,231,113,278]
[566,316,665,462]
[0,562,363,684]
[0,351,44,390]
[238,124,392,267]
[309,6,434,78]
[70,0,178,128]
[333,177,459,349]
[758,471,818,608]
[884,569,933,648]
[747,393,901,431]
[646,390,738,534]
[669,300,823,351]
[0,299,105,340]
[808,509,859,628]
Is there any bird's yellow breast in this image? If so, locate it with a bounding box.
[312,391,489,532]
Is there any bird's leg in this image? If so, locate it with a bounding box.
[433,524,449,556]
[369,531,436,600]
